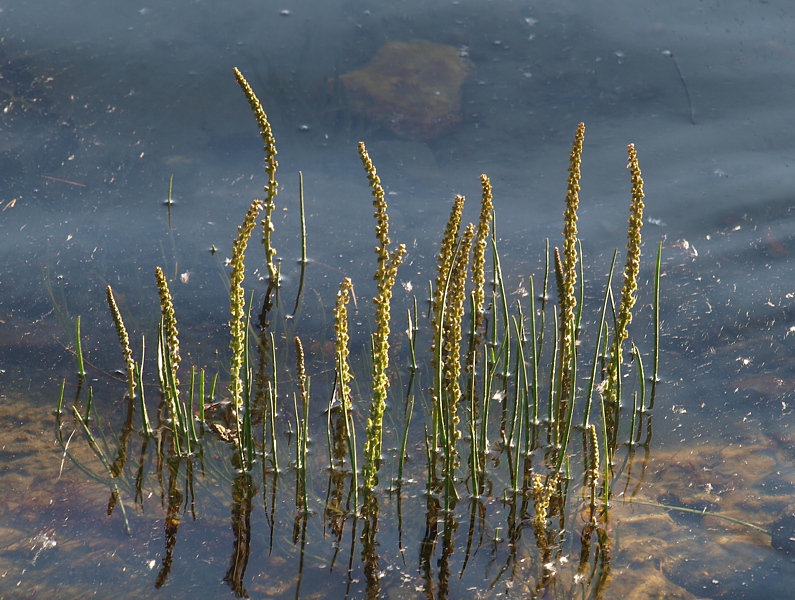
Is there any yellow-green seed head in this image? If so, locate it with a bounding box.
[472,175,493,329]
[233,67,279,281]
[228,199,264,408]
[334,278,355,409]
[106,285,136,399]
[155,266,180,376]
[359,141,405,491]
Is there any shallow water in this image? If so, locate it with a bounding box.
[3,0,795,598]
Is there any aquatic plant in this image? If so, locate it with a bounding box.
[434,218,475,506]
[359,141,407,492]
[603,143,646,450]
[293,336,310,511]
[72,315,86,379]
[228,199,263,412]
[55,70,667,598]
[333,277,359,507]
[557,122,585,437]
[154,265,197,456]
[155,265,180,378]
[472,174,493,329]
[105,285,136,401]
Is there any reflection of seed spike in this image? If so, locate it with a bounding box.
[663,50,696,125]
[586,424,599,514]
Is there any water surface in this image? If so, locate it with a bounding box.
[2,1,795,598]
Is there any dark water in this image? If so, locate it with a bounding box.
[2,0,795,598]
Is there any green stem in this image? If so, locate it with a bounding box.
[75,316,86,378]
[650,241,662,409]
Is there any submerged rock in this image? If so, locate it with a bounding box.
[340,40,472,142]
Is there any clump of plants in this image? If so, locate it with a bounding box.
[55,68,661,598]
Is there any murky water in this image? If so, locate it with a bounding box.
[3,0,795,598]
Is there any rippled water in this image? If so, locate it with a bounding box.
[2,0,795,598]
